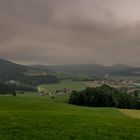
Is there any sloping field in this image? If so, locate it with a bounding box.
[118,109,140,119]
[0,94,139,140]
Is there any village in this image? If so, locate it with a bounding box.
[38,79,140,98]
[92,79,140,96]
[94,79,140,87]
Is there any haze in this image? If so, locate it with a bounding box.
[0,0,140,66]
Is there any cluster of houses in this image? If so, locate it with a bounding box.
[39,91,51,96]
[38,79,140,97]
[55,88,72,95]
[94,79,140,87]
[39,88,72,96]
[38,85,73,97]
[93,79,140,96]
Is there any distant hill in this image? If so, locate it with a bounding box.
[108,64,133,71]
[0,58,59,85]
[111,67,140,77]
[1,58,138,81]
[0,58,27,82]
[31,64,134,78]
[0,58,27,71]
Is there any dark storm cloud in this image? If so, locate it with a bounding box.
[0,0,140,65]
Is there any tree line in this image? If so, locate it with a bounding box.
[0,83,16,95]
[0,82,37,95]
[19,75,60,86]
[0,73,60,86]
[69,85,140,109]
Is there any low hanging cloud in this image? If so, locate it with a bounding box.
[0,0,140,65]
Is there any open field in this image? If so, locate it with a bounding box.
[84,81,102,88]
[24,69,48,76]
[118,109,140,119]
[39,80,87,93]
[0,94,139,140]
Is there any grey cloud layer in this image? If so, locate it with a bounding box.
[0,0,140,65]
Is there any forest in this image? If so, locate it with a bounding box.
[69,85,140,109]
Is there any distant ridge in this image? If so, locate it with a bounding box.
[31,63,134,77]
[0,58,28,71]
[0,58,28,82]
[0,58,139,80]
[0,58,59,85]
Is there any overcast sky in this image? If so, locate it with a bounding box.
[0,0,140,66]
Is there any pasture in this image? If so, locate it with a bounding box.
[39,80,86,93]
[0,94,139,140]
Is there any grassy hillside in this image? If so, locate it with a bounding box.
[0,94,139,140]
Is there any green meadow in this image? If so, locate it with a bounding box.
[0,94,140,140]
[39,80,87,93]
